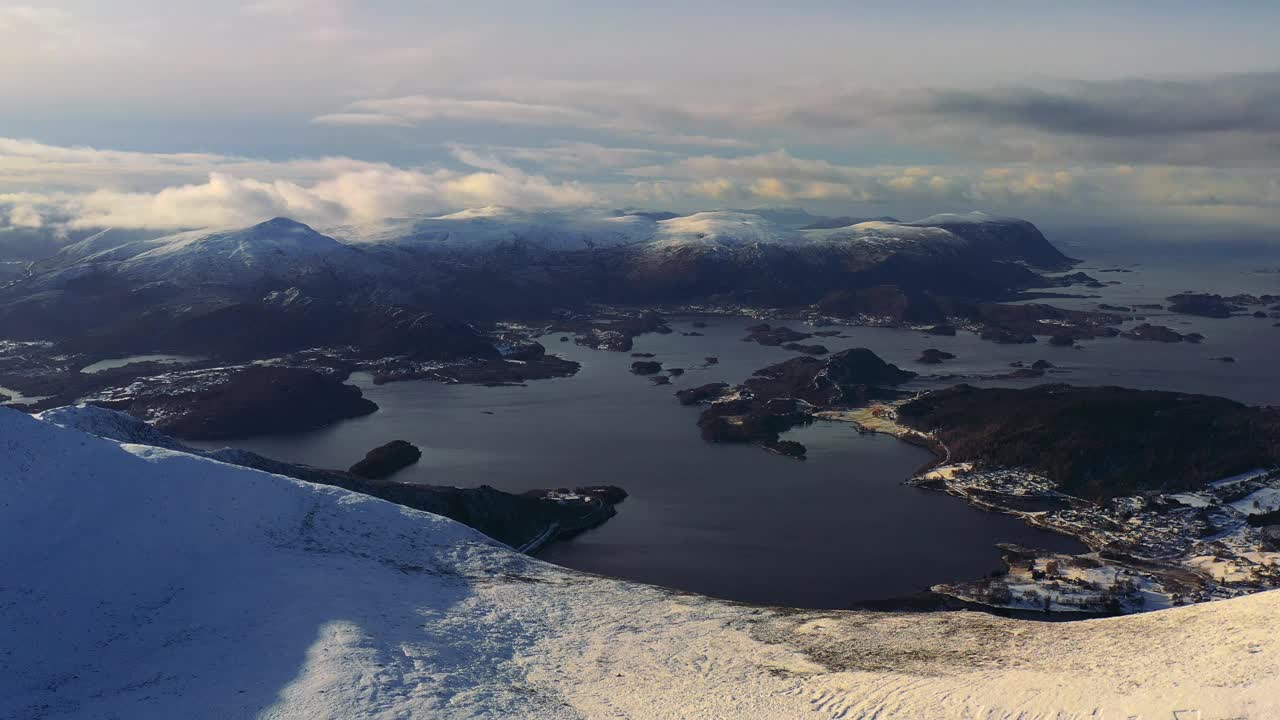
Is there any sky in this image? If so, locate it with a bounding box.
[1,1,1279,236]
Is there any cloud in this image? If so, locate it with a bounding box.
[1,137,1277,234]
[314,72,1280,170]
[0,138,598,230]
[920,75,1280,138]
[634,133,756,149]
[240,0,333,17]
[238,0,356,44]
[777,73,1280,169]
[0,137,238,172]
[457,142,670,175]
[310,112,412,128]
[315,95,604,129]
[631,150,850,184]
[632,151,968,204]
[6,203,43,228]
[0,5,140,62]
[53,168,597,230]
[0,5,74,39]
[642,149,1279,218]
[0,137,378,194]
[313,92,756,150]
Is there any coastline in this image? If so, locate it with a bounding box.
[823,401,1280,615]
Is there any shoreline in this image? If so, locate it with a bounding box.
[825,401,1280,615]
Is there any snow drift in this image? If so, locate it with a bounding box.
[2,406,1276,719]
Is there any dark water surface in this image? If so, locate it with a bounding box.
[194,237,1279,608]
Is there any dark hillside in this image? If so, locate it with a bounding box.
[898,384,1280,499]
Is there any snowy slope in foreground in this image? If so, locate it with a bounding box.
[3,407,1277,720]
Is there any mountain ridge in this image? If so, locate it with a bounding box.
[0,207,1078,357]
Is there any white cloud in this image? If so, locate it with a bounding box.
[315,71,1280,173]
[313,92,757,151]
[457,142,670,175]
[317,95,604,129]
[0,138,598,230]
[310,112,413,128]
[240,0,331,17]
[1,137,1277,233]
[53,168,598,230]
[631,150,850,184]
[0,5,74,38]
[650,150,1280,220]
[6,203,43,228]
[0,5,139,62]
[238,0,356,44]
[635,133,756,149]
[0,138,383,194]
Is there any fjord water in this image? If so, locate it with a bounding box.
[201,320,1092,608]
[195,237,1279,608]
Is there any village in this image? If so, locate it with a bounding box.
[828,402,1280,614]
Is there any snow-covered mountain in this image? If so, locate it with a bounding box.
[911,210,1015,226]
[322,206,1060,261]
[329,206,658,253]
[635,212,963,254]
[317,206,1070,267]
[326,206,841,251]
[22,208,1069,290]
[647,211,795,249]
[35,217,389,290]
[51,227,173,263]
[3,405,1276,719]
[906,210,1073,268]
[0,207,1075,356]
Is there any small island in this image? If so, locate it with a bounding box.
[917,348,957,364]
[350,440,423,479]
[682,348,916,457]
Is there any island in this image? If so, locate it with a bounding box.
[682,348,916,457]
[350,440,423,479]
[917,348,957,364]
[741,323,813,347]
[1121,323,1200,343]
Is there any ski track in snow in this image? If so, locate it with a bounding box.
[2,406,1277,719]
